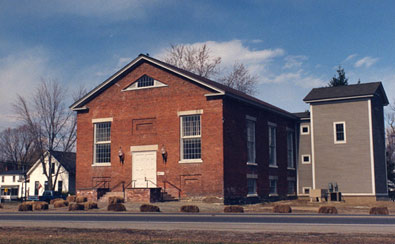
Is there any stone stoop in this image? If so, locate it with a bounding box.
[98,191,124,203]
[161,191,178,202]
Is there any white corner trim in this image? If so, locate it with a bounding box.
[310,105,316,189]
[177,109,204,116]
[130,144,158,152]
[246,115,257,121]
[92,117,113,123]
[368,99,376,195]
[333,121,347,144]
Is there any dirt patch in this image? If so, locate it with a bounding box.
[0,227,394,244]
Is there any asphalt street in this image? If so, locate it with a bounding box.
[1,213,395,233]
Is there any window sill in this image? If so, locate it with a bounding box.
[247,162,258,166]
[178,159,203,164]
[92,163,111,167]
[269,193,278,197]
[301,162,311,165]
[287,193,296,196]
[269,165,278,168]
[247,193,258,197]
[287,167,296,170]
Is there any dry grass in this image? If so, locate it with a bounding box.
[75,196,88,203]
[54,200,67,208]
[18,202,33,211]
[84,202,98,210]
[66,195,76,202]
[33,201,49,211]
[1,227,395,244]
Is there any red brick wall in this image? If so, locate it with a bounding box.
[223,97,297,201]
[76,61,224,198]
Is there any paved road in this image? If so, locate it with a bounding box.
[1,212,395,234]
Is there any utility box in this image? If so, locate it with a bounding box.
[310,189,328,202]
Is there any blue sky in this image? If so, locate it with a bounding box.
[1,0,395,129]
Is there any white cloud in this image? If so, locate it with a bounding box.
[354,56,379,68]
[283,55,308,69]
[0,48,56,130]
[343,54,358,63]
[261,69,325,88]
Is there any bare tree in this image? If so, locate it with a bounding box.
[164,44,222,78]
[219,62,258,95]
[386,111,395,187]
[0,125,38,170]
[163,44,257,95]
[13,79,81,191]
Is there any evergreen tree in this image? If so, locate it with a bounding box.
[328,66,348,87]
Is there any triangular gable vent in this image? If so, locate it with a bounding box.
[123,75,167,91]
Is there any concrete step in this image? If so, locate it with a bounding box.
[162,191,178,202]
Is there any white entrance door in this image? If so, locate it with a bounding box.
[132,151,157,188]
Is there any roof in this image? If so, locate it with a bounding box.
[26,151,76,176]
[293,111,310,119]
[303,82,389,105]
[70,54,297,119]
[50,151,76,174]
[0,170,24,175]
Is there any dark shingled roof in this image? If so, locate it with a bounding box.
[0,170,24,175]
[293,111,310,119]
[50,151,76,175]
[303,82,389,105]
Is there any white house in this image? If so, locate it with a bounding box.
[0,170,25,201]
[26,151,76,197]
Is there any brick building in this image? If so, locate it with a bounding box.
[70,54,298,203]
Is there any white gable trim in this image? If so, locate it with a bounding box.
[70,55,225,110]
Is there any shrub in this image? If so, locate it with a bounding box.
[273,205,292,213]
[84,202,98,210]
[53,200,69,208]
[67,195,76,202]
[180,205,200,213]
[318,206,338,214]
[50,198,64,205]
[76,196,88,203]
[140,204,160,212]
[68,203,85,211]
[33,201,49,211]
[108,196,124,205]
[369,207,389,215]
[107,203,126,211]
[224,206,244,213]
[18,202,33,211]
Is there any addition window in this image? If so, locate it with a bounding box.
[303,187,311,195]
[44,181,49,191]
[269,177,278,195]
[94,122,111,164]
[334,122,346,144]
[58,181,63,193]
[180,115,201,160]
[287,130,294,169]
[302,154,311,164]
[12,176,15,182]
[246,118,256,164]
[301,125,309,135]
[1,176,3,182]
[51,163,55,174]
[268,123,277,167]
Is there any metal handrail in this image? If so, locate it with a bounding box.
[163,180,181,199]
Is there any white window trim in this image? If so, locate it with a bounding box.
[286,129,295,169]
[301,125,309,135]
[179,113,202,163]
[92,121,111,166]
[245,115,257,121]
[302,187,312,195]
[301,154,311,164]
[177,110,203,117]
[247,174,258,197]
[333,121,347,144]
[122,76,167,91]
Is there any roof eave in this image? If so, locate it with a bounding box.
[304,95,374,104]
